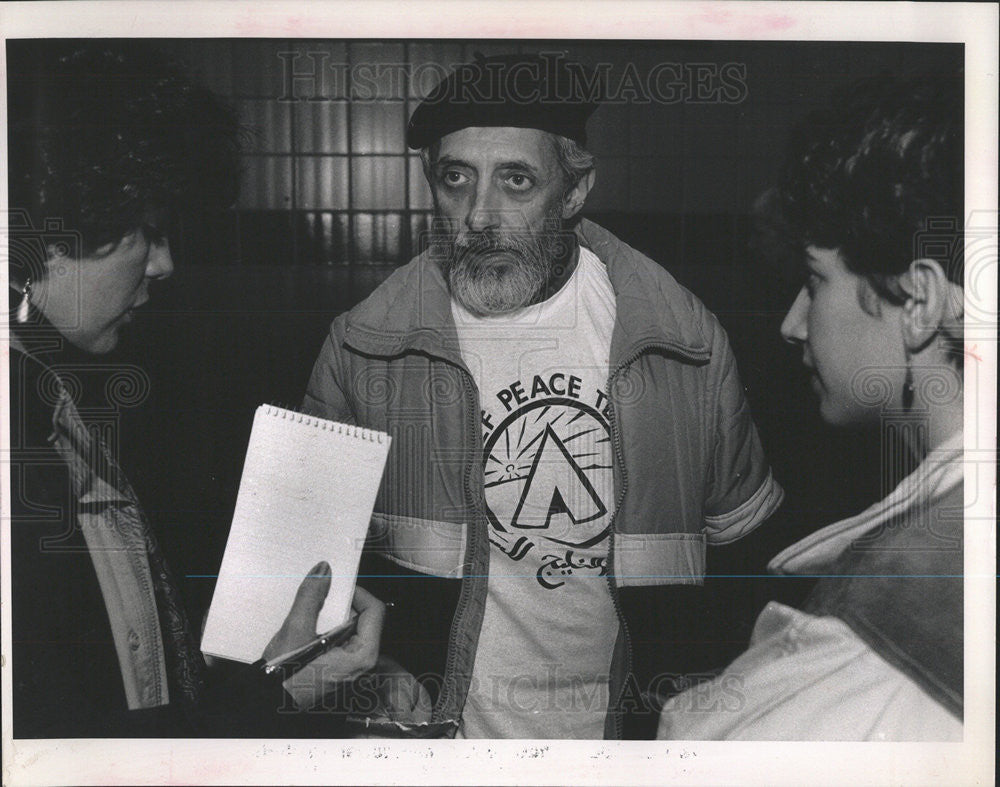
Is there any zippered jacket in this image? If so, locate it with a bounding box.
[8,307,350,738]
[657,433,963,740]
[8,327,192,735]
[303,218,784,737]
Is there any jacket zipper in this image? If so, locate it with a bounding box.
[604,341,697,739]
[384,337,704,734]
[431,369,484,730]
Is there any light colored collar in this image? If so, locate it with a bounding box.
[768,430,964,575]
[342,219,712,367]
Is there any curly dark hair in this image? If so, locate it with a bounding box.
[7,40,241,257]
[757,70,964,302]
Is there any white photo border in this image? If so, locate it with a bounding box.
[2,2,996,785]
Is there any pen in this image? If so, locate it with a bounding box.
[260,601,395,676]
[263,614,359,675]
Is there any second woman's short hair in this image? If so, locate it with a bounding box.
[765,70,964,304]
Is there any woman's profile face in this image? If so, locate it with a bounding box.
[780,246,906,426]
[37,221,174,354]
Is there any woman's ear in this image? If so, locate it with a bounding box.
[898,258,953,354]
[562,170,596,220]
[45,242,70,261]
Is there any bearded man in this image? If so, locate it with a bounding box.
[302,54,783,739]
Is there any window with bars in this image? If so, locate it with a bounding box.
[160,39,533,267]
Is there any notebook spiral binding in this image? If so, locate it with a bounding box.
[262,404,386,443]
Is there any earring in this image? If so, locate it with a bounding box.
[16,277,32,323]
[902,358,915,411]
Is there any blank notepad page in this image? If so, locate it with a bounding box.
[201,405,391,663]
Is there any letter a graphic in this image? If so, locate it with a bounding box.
[510,424,606,529]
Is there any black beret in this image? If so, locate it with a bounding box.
[406,52,601,150]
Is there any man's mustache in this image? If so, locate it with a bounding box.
[450,231,543,265]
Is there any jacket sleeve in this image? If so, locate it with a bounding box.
[194,660,348,737]
[700,317,784,544]
[301,319,357,424]
[656,602,963,741]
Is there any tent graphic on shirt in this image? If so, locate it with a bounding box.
[483,397,613,549]
[510,423,607,530]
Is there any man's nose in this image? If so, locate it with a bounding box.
[780,286,809,344]
[146,239,175,280]
[465,182,503,233]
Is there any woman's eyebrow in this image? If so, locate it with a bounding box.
[141,223,168,242]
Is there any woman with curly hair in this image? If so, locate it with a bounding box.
[6,42,384,737]
[657,71,964,741]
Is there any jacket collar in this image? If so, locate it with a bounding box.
[8,322,133,507]
[342,218,711,367]
[768,430,964,576]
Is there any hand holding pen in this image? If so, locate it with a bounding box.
[261,561,387,711]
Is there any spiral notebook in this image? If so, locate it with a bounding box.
[201,405,391,664]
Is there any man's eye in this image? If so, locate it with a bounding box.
[804,273,820,297]
[442,171,470,187]
[505,173,533,191]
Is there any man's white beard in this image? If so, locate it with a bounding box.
[439,229,557,316]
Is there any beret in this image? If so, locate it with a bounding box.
[406,52,601,150]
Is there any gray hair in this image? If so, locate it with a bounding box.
[420,132,595,190]
[549,134,595,189]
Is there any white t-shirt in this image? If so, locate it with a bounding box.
[452,246,620,739]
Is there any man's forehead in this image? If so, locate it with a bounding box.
[436,126,557,168]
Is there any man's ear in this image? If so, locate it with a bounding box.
[562,170,595,220]
[898,258,954,354]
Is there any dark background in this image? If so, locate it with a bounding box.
[9,39,964,677]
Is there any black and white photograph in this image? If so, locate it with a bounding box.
[1,2,996,785]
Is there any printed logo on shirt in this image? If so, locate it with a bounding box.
[481,372,614,589]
